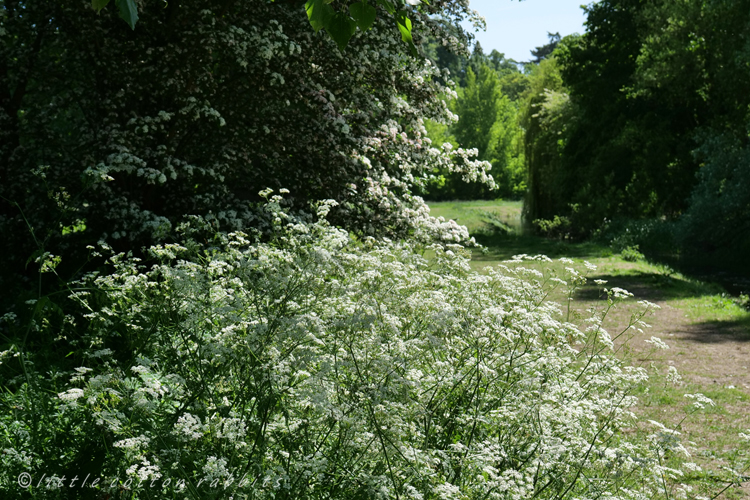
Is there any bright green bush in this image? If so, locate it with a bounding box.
[533,215,573,240]
[3,196,733,499]
[421,64,526,202]
[620,245,645,263]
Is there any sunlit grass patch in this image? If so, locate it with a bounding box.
[630,366,750,499]
[426,199,523,235]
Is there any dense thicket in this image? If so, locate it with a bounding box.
[0,0,489,302]
[557,0,702,228]
[524,0,750,258]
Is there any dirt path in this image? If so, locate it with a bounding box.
[648,302,750,498]
[576,273,750,498]
[574,270,750,392]
[651,302,750,392]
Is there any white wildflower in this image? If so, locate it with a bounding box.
[609,287,634,299]
[667,365,682,385]
[174,413,205,440]
[645,336,670,349]
[114,435,151,451]
[58,388,85,403]
[684,393,715,409]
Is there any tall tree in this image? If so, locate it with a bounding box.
[428,64,525,200]
[454,66,503,161]
[636,0,750,262]
[549,0,702,231]
[524,0,750,262]
[0,0,490,300]
[529,32,561,64]
[520,55,573,225]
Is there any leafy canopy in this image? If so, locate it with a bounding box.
[92,0,431,53]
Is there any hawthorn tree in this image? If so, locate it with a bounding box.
[93,0,434,51]
[0,0,490,298]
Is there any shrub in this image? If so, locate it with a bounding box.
[533,214,572,240]
[677,130,750,265]
[0,197,717,499]
[597,217,678,257]
[621,245,645,262]
[0,0,491,304]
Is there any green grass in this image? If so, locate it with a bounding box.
[631,373,750,500]
[427,199,525,235]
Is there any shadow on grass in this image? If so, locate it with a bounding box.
[472,232,612,261]
[473,230,746,302]
[639,251,750,297]
[681,317,750,343]
[574,272,726,302]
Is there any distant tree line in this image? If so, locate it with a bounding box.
[420,39,536,200]
[419,30,565,202]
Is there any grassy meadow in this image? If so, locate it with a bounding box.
[428,199,750,499]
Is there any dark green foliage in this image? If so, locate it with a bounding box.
[596,217,678,258]
[529,32,560,64]
[525,0,750,269]
[0,0,487,312]
[634,0,750,266]
[520,56,574,227]
[678,130,750,266]
[555,1,699,230]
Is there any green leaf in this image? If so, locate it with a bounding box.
[116,0,138,30]
[395,11,417,56]
[92,0,111,13]
[377,0,396,15]
[350,2,377,32]
[305,0,335,33]
[327,12,357,52]
[405,39,418,56]
[395,11,412,42]
[25,249,42,270]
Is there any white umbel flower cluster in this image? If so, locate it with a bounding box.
[41,199,701,499]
